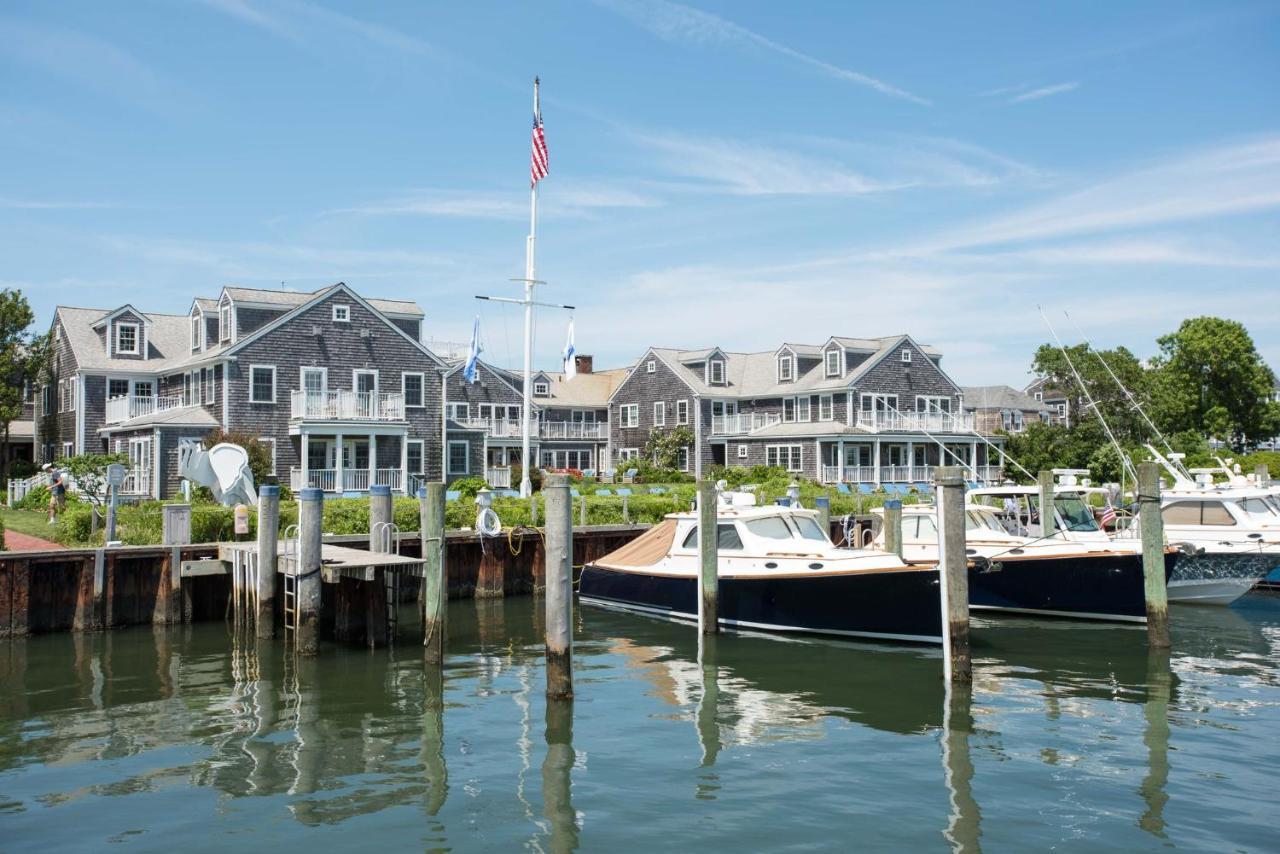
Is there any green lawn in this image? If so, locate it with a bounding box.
[1,507,59,541]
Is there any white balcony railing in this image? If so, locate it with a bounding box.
[120,469,152,495]
[105,394,186,425]
[456,418,536,438]
[289,468,404,492]
[541,421,606,440]
[485,467,512,488]
[819,463,1002,485]
[856,410,975,433]
[710,413,782,436]
[290,390,405,421]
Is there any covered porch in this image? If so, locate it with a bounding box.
[288,425,420,495]
[819,437,1004,486]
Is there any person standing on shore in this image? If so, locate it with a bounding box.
[46,465,66,524]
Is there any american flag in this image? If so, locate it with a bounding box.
[1100,503,1117,529]
[530,78,549,187]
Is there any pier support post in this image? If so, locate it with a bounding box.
[161,504,191,625]
[578,494,586,528]
[884,499,903,558]
[697,480,719,635]
[1137,462,1171,648]
[936,466,971,684]
[1037,470,1056,538]
[256,486,279,639]
[367,484,393,648]
[296,487,324,656]
[369,484,393,550]
[421,484,447,664]
[814,495,831,539]
[1256,463,1271,487]
[544,474,573,699]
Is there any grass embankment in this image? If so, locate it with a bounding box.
[1,507,58,541]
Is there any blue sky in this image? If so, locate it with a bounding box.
[2,0,1278,383]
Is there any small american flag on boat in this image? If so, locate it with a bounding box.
[531,77,549,187]
[1099,503,1117,528]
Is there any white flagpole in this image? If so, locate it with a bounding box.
[520,78,540,499]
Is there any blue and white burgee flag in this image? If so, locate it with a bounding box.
[463,315,482,384]
[562,317,576,380]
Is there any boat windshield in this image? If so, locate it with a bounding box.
[745,516,795,541]
[1054,495,1099,532]
[681,524,745,551]
[1239,497,1279,523]
[792,515,829,542]
[965,510,1007,533]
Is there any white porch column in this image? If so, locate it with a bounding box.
[906,440,914,481]
[970,441,978,478]
[873,439,881,485]
[301,432,309,489]
[837,439,845,484]
[335,430,345,493]
[369,433,377,490]
[400,432,409,493]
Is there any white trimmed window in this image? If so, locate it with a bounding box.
[737,444,748,459]
[447,440,470,475]
[653,401,665,427]
[618,447,640,461]
[402,372,425,408]
[677,446,689,471]
[116,322,139,355]
[818,394,833,421]
[783,396,811,423]
[1001,410,1024,431]
[777,354,794,382]
[445,402,469,421]
[407,439,425,474]
[900,348,912,363]
[203,367,215,404]
[107,378,129,400]
[61,441,73,459]
[824,349,841,377]
[249,365,276,403]
[619,404,639,428]
[646,359,656,373]
[708,359,725,385]
[796,396,810,422]
[258,437,276,474]
[676,399,689,425]
[332,304,351,322]
[219,304,232,342]
[916,395,951,414]
[191,314,202,350]
[766,444,803,472]
[533,380,550,396]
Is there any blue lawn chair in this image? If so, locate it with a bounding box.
[616,487,633,496]
[499,489,519,498]
[446,490,461,502]
[595,488,612,496]
[914,482,931,494]
[857,483,875,495]
[582,468,596,479]
[570,488,580,498]
[836,483,852,495]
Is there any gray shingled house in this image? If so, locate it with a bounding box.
[607,335,1006,485]
[36,282,451,498]
[961,385,1053,434]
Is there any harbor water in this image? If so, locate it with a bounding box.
[2,595,1279,851]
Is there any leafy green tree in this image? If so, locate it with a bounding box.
[1149,317,1277,449]
[643,426,696,470]
[203,428,275,485]
[1031,342,1152,445]
[0,290,42,484]
[62,452,128,506]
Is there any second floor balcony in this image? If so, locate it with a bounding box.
[710,413,782,435]
[856,410,975,433]
[105,394,187,425]
[290,390,405,422]
[542,421,606,440]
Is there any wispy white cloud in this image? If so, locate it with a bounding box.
[590,0,929,106]
[196,0,438,56]
[982,238,1280,269]
[631,132,1046,196]
[1008,81,1079,104]
[326,183,661,220]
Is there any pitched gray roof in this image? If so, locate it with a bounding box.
[56,306,192,372]
[222,285,424,316]
[962,385,1051,412]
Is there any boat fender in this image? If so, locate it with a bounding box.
[971,556,1001,574]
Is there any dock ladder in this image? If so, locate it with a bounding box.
[373,521,402,644]
[281,524,300,636]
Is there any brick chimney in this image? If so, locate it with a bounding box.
[574,354,594,374]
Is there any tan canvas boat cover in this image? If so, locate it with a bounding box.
[595,519,678,569]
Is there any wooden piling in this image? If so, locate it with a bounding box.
[697,480,718,635]
[544,474,574,699]
[1137,462,1171,648]
[256,485,279,639]
[161,505,190,626]
[367,484,394,648]
[420,484,447,665]
[814,495,831,537]
[296,487,324,656]
[1037,470,1056,538]
[1256,463,1271,487]
[936,466,971,684]
[884,499,903,558]
[578,494,586,528]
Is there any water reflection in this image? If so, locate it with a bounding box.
[1139,649,1171,840]
[540,699,578,853]
[942,683,981,854]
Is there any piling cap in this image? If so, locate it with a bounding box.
[259,484,280,497]
[370,484,392,497]
[417,486,429,499]
[885,499,903,509]
[299,487,324,502]
[814,496,830,508]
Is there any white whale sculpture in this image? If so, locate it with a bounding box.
[178,442,258,506]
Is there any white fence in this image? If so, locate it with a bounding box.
[855,411,976,433]
[290,391,405,421]
[710,413,782,436]
[542,421,606,440]
[819,464,1004,485]
[120,469,152,495]
[289,468,404,492]
[105,394,186,424]
[485,467,512,488]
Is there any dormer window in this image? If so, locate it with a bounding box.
[116,322,139,355]
[778,354,794,382]
[219,305,232,342]
[332,304,351,323]
[646,360,656,373]
[824,349,841,378]
[708,359,725,385]
[900,348,912,363]
[190,314,202,350]
[533,381,550,396]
